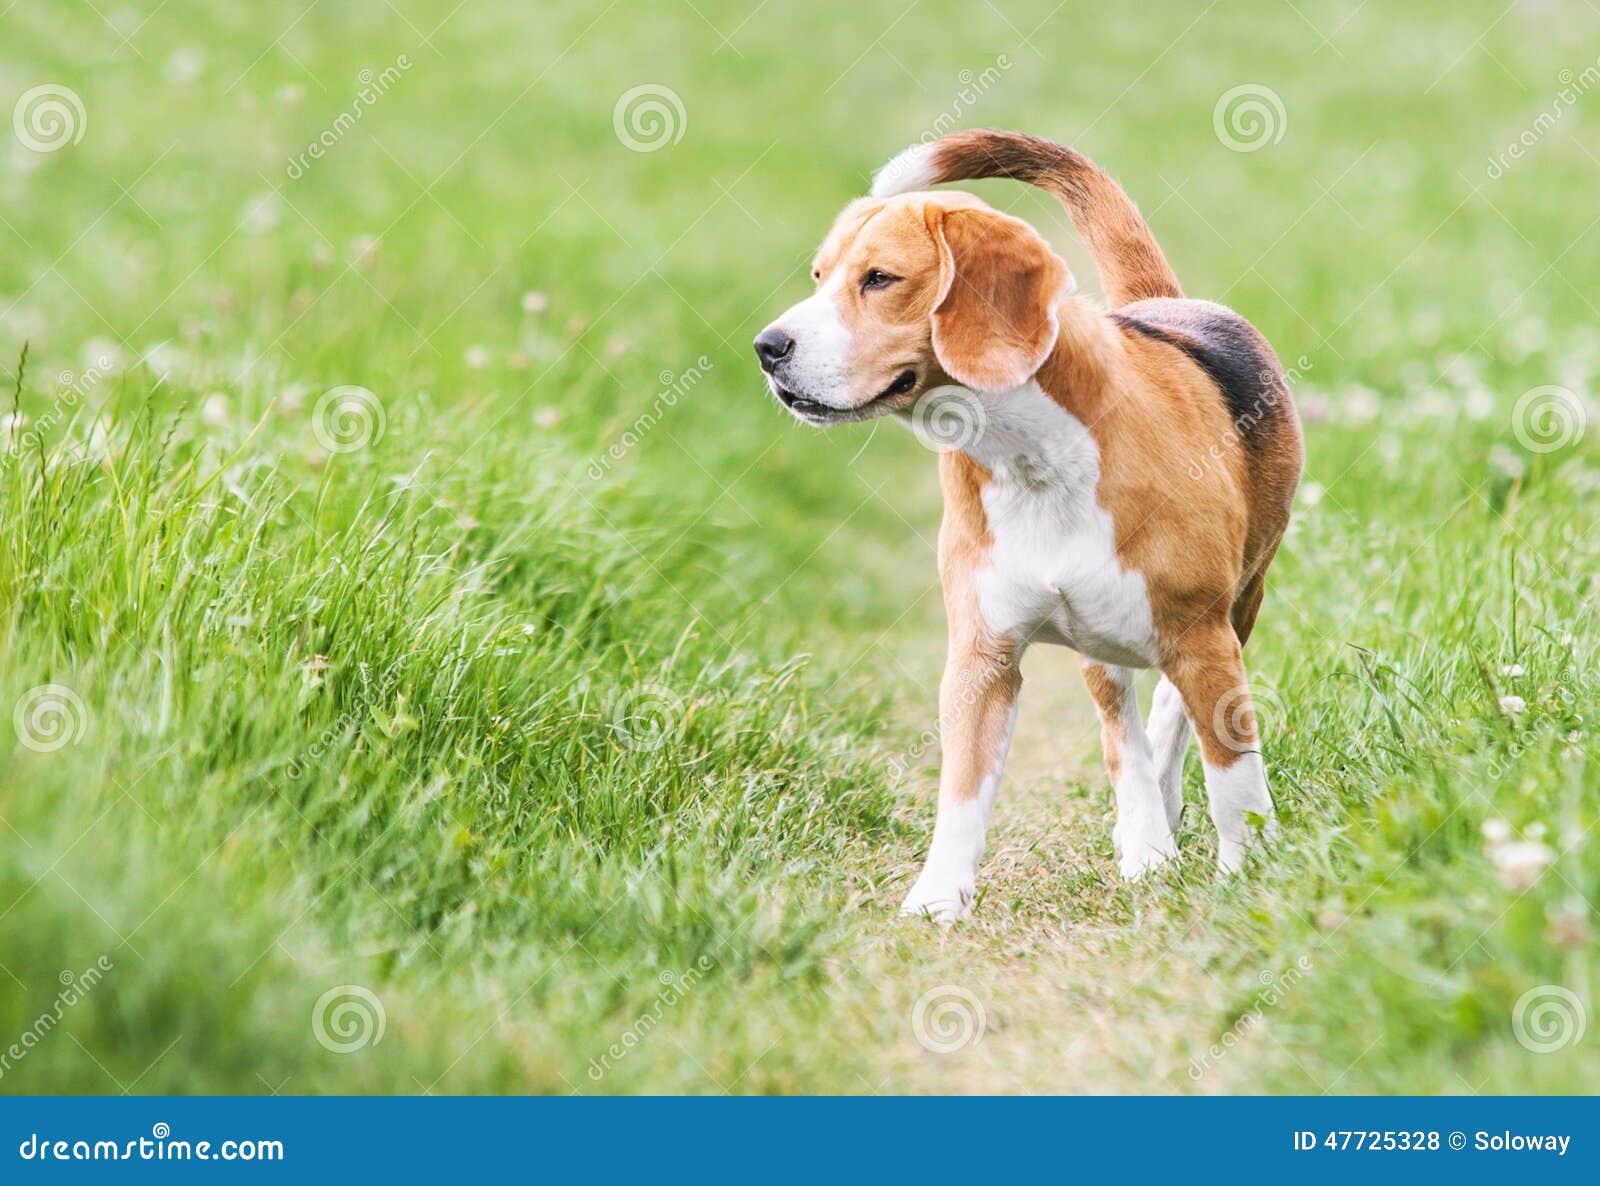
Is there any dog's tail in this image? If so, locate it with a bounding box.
[871,130,1181,308]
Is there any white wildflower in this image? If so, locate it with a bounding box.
[351,235,380,269]
[1488,839,1554,891]
[163,47,206,85]
[240,193,281,235]
[1342,385,1379,424]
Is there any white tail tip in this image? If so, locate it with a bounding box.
[870,142,939,198]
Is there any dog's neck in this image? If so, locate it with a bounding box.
[953,297,1119,487]
[958,382,1100,491]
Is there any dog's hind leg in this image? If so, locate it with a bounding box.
[1163,621,1276,874]
[1081,660,1177,879]
[1147,675,1192,832]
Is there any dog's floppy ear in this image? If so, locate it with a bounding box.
[929,207,1070,393]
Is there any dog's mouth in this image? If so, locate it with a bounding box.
[772,383,832,419]
[772,369,918,424]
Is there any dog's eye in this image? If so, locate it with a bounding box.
[860,269,897,292]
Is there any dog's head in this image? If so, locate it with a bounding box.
[754,191,1071,425]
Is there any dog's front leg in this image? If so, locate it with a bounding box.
[900,637,1021,922]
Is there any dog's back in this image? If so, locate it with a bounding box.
[1112,296,1303,632]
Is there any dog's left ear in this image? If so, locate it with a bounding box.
[929,207,1071,394]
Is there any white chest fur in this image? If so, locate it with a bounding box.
[961,383,1158,668]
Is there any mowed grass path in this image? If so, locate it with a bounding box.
[1,0,1597,1093]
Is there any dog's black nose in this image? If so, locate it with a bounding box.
[753,328,794,373]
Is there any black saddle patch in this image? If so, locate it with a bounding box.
[1111,300,1287,444]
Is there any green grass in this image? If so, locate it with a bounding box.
[1,0,1597,1093]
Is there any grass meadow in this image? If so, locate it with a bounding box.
[1,0,1597,1094]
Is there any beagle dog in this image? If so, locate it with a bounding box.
[754,131,1303,921]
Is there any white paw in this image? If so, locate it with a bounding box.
[1114,817,1179,881]
[1216,813,1278,875]
[900,872,975,923]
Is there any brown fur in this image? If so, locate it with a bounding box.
[929,205,1070,392]
[919,129,1183,306]
[935,452,1021,817]
[1079,660,1129,783]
